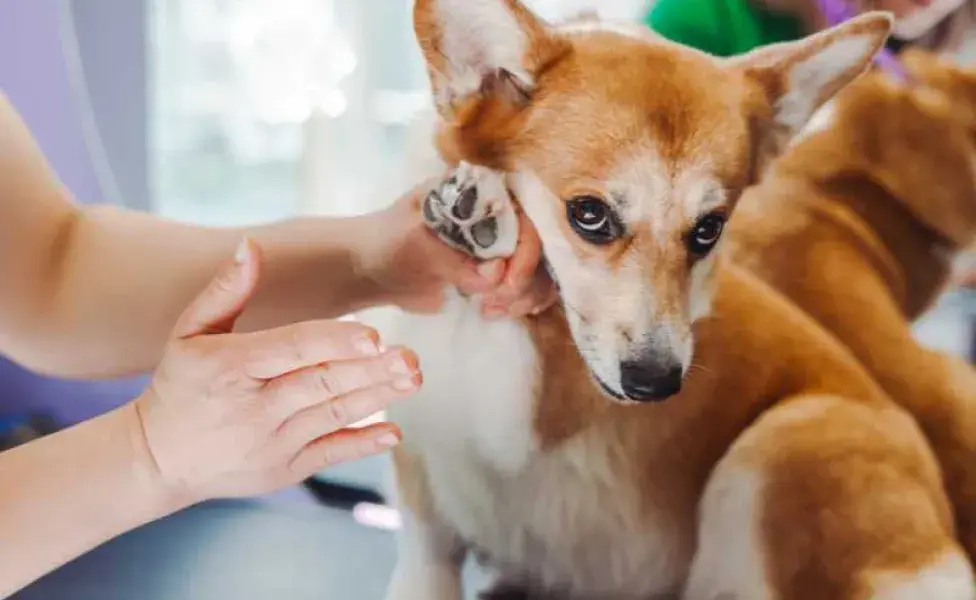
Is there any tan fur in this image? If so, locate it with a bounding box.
[725,49,976,564]
[383,4,973,599]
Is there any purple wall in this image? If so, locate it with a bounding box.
[0,1,146,424]
[0,2,103,202]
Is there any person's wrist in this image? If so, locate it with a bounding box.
[348,210,406,307]
[117,398,195,517]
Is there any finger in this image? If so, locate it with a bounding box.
[480,211,544,308]
[264,347,419,417]
[241,320,384,379]
[420,227,500,293]
[173,238,262,339]
[288,423,403,476]
[276,373,418,449]
[497,209,545,301]
[499,273,559,318]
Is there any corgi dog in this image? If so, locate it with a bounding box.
[725,48,976,564]
[361,2,974,598]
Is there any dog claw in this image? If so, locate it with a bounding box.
[422,162,519,260]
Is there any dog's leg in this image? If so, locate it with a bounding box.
[385,447,467,600]
[685,395,976,600]
[422,162,519,260]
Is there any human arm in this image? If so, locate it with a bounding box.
[0,404,169,597]
[0,242,414,597]
[0,93,552,379]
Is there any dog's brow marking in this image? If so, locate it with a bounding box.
[606,151,724,242]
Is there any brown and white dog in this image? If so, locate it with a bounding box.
[360,2,975,598]
[726,48,976,565]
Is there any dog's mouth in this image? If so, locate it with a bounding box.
[590,372,675,405]
[593,375,627,401]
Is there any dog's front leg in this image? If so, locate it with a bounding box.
[386,510,466,600]
[385,447,467,600]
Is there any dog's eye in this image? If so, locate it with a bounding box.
[688,213,725,255]
[566,196,621,244]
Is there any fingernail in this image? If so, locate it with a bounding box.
[377,432,401,448]
[388,355,412,376]
[234,238,250,265]
[393,377,417,391]
[477,260,503,281]
[354,334,380,356]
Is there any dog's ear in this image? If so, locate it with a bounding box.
[413,0,570,118]
[731,11,893,168]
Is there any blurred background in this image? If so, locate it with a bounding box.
[0,1,972,599]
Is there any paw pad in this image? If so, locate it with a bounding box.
[421,162,519,260]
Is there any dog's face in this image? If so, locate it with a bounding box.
[415,0,890,402]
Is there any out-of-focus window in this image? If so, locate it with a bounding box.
[149,0,648,226]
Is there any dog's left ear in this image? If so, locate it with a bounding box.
[731,11,893,169]
[413,0,570,117]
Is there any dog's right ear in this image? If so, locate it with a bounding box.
[413,0,570,118]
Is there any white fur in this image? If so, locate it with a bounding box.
[374,291,540,475]
[386,509,465,600]
[776,34,877,135]
[866,552,976,600]
[685,467,774,600]
[791,101,839,147]
[429,0,536,106]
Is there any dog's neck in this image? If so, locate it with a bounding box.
[524,304,610,447]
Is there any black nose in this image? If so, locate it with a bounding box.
[619,361,683,402]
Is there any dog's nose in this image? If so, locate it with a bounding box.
[619,361,683,402]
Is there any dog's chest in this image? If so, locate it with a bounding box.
[373,294,691,598]
[426,436,690,598]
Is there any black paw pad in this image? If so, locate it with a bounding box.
[451,185,479,221]
[471,217,498,248]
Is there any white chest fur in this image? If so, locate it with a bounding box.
[366,294,689,598]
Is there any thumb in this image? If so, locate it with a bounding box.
[173,238,262,339]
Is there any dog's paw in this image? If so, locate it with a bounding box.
[422,162,519,260]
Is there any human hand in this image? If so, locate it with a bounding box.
[134,239,418,507]
[360,178,558,318]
